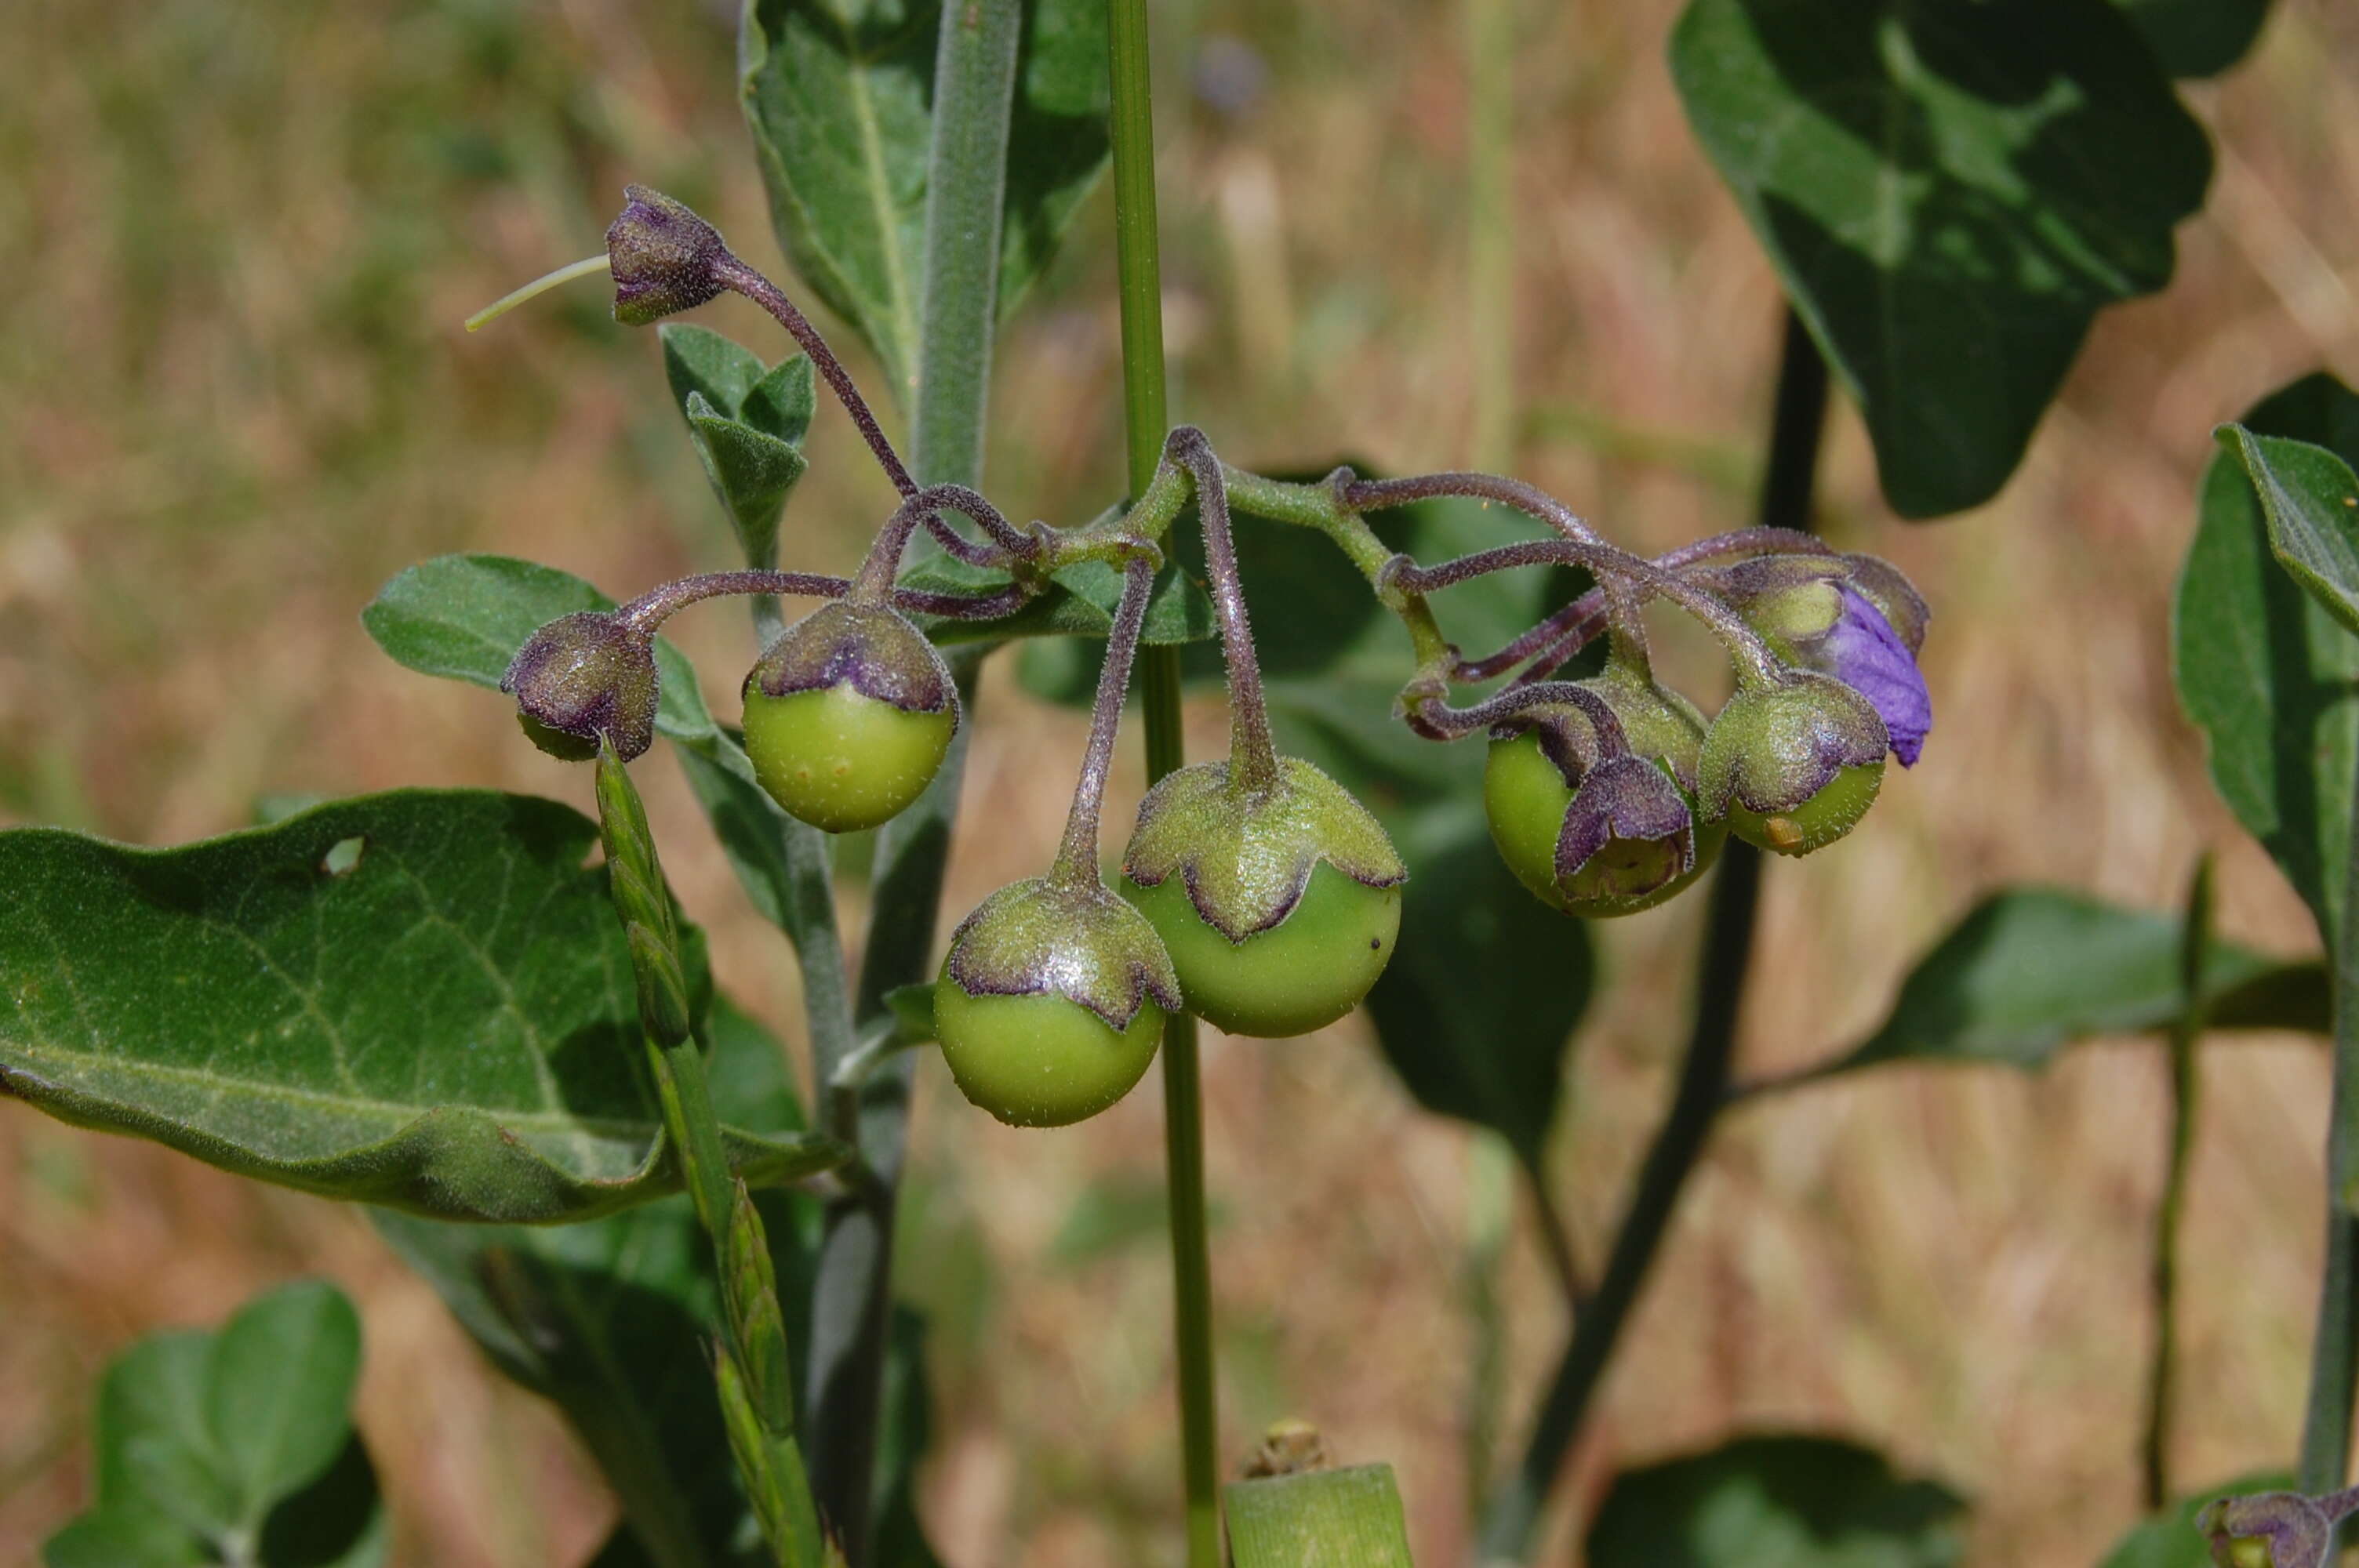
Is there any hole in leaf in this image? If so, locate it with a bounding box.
[321,837,366,877]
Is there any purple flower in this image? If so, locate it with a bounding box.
[1813,586,1932,768]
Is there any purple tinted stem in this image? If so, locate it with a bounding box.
[714,255,918,499]
[1169,428,1280,793]
[1053,556,1158,885]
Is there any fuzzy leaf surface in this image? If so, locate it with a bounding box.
[0,792,844,1221]
[363,554,718,746]
[1671,0,2212,517]
[2223,422,2359,641]
[739,0,1110,399]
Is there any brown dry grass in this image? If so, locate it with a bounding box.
[7,0,2359,1563]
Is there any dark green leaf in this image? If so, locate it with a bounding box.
[659,326,816,572]
[2094,1472,2292,1567]
[1821,887,2324,1079]
[742,355,819,449]
[2175,374,2359,941]
[1586,1434,1965,1568]
[739,0,1111,398]
[1359,807,1595,1169]
[2221,423,2359,640]
[0,791,844,1221]
[378,1000,943,1568]
[44,1282,387,1568]
[362,554,718,746]
[1671,0,2212,517]
[2114,0,2271,78]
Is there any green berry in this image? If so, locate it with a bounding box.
[742,601,959,833]
[934,877,1181,1127]
[932,983,1165,1128]
[1123,862,1401,1037]
[743,684,955,833]
[1483,727,1719,916]
[1721,760,1883,856]
[1121,757,1406,1037]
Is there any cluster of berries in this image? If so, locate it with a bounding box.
[493,187,1932,1130]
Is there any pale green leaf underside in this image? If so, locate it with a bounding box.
[1671,0,2211,517]
[739,0,1110,401]
[0,791,844,1222]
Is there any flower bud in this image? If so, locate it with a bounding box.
[1697,673,1888,855]
[606,185,730,326]
[2194,1491,2331,1568]
[1121,757,1405,1037]
[1718,555,1932,766]
[500,610,660,762]
[935,878,1182,1127]
[742,601,959,833]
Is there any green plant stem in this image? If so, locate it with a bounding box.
[2300,774,2359,1501]
[801,7,1020,1561]
[2146,856,2212,1509]
[1105,3,1220,1563]
[1476,307,1825,1560]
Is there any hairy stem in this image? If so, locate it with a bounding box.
[717,257,917,501]
[1477,307,1826,1560]
[1106,2,1221,1562]
[1170,429,1281,793]
[1054,557,1158,883]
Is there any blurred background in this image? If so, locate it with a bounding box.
[5,0,2359,1562]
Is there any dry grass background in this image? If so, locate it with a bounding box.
[6,0,2359,1563]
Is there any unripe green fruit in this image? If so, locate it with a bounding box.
[1123,862,1401,1037]
[932,982,1165,1128]
[1722,760,1884,856]
[518,711,602,762]
[1483,729,1720,916]
[743,684,956,833]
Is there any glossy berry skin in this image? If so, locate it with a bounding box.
[1722,760,1884,856]
[1124,862,1401,1038]
[932,983,1165,1129]
[1484,728,1720,916]
[743,684,955,833]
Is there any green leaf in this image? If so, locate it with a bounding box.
[1818,887,2325,1080]
[1586,1434,1966,1568]
[660,326,816,572]
[739,0,1111,400]
[1670,0,2212,517]
[2221,423,2359,640]
[362,554,718,746]
[883,982,935,1044]
[1225,1465,1416,1568]
[1359,808,1594,1170]
[2094,1472,2292,1567]
[2175,374,2359,941]
[45,1282,388,1568]
[378,1001,943,1568]
[0,790,845,1222]
[677,739,841,954]
[2113,0,2271,78]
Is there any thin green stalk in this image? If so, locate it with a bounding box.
[1105,2,1220,1563]
[1475,308,1826,1561]
[2145,856,2212,1509]
[2299,773,2359,1501]
[803,6,1020,1560]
